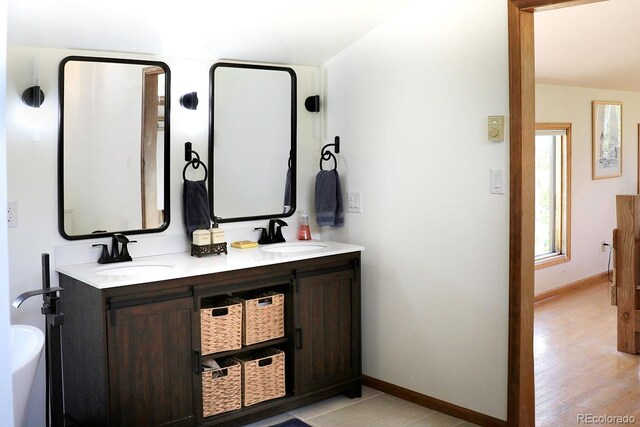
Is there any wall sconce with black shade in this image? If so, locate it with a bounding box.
[23,57,45,108]
[305,95,320,112]
[180,92,198,110]
[22,86,45,108]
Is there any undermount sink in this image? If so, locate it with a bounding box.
[261,242,327,254]
[95,263,175,276]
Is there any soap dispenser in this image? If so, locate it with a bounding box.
[297,210,312,240]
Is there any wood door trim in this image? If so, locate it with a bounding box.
[141,67,161,229]
[507,0,607,425]
[507,3,535,425]
[512,0,604,11]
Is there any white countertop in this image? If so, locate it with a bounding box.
[56,240,363,289]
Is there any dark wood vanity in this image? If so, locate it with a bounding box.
[59,252,361,427]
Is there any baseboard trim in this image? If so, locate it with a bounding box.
[534,271,608,302]
[362,376,507,427]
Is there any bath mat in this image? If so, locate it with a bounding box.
[269,418,311,427]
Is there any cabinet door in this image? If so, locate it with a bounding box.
[295,269,356,395]
[107,297,196,427]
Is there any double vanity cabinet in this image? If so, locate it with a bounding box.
[57,243,362,427]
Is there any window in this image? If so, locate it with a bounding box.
[535,123,571,269]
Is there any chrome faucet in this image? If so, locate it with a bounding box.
[93,233,136,264]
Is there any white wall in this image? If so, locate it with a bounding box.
[6,46,320,426]
[322,0,509,419]
[0,0,16,425]
[535,84,639,294]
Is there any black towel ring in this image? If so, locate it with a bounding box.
[319,136,340,171]
[319,150,337,171]
[183,158,208,181]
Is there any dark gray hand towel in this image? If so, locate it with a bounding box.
[183,179,211,235]
[315,169,344,227]
[334,171,344,227]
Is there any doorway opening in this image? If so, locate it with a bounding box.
[507,1,609,426]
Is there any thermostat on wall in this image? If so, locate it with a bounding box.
[488,116,504,142]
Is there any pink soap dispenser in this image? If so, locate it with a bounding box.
[297,210,312,240]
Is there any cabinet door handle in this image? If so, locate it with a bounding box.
[296,328,303,349]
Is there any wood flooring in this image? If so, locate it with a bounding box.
[535,279,640,426]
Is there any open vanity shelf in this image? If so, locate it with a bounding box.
[59,251,361,427]
[207,337,289,359]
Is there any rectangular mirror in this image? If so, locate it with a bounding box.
[209,62,296,223]
[58,56,171,239]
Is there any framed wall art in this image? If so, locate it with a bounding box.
[592,100,622,179]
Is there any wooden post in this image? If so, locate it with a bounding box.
[611,229,617,306]
[615,195,640,354]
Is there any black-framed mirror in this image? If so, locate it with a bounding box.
[58,56,171,240]
[209,62,296,223]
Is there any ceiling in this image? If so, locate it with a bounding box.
[7,0,411,66]
[11,1,633,90]
[535,0,640,92]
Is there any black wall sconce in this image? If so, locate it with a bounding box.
[305,95,320,112]
[22,86,45,108]
[180,92,199,110]
[23,57,45,108]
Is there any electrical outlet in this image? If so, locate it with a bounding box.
[601,241,607,252]
[7,201,17,228]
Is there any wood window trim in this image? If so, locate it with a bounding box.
[534,123,572,270]
[535,253,569,269]
[507,1,603,426]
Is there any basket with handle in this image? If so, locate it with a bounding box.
[236,348,286,406]
[241,292,285,345]
[201,296,243,354]
[202,357,242,417]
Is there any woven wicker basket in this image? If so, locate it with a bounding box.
[236,348,286,406]
[242,292,285,345]
[202,358,242,417]
[201,297,242,354]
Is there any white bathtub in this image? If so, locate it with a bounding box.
[11,325,44,427]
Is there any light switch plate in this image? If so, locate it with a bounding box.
[490,169,504,194]
[347,192,362,213]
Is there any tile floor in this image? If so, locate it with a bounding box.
[244,387,478,427]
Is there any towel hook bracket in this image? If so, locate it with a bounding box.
[183,141,207,181]
[319,136,340,171]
